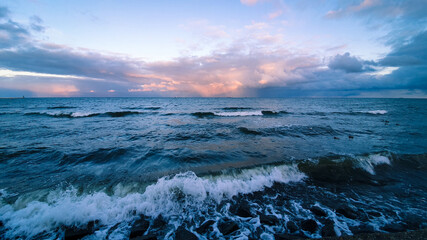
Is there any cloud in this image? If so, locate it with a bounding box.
[0,44,146,82]
[0,4,426,98]
[325,0,381,19]
[325,44,348,52]
[0,6,142,83]
[0,69,101,80]
[325,0,427,20]
[328,52,364,73]
[0,6,9,19]
[0,75,80,97]
[29,15,45,32]
[182,20,228,40]
[140,46,326,96]
[322,1,427,95]
[268,9,283,19]
[378,31,427,89]
[0,18,29,48]
[0,7,156,97]
[380,31,427,67]
[241,0,287,19]
[325,0,427,44]
[240,0,260,6]
[244,21,270,31]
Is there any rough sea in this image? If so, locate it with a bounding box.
[0,98,426,239]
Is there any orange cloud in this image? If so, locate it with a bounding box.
[10,83,79,96]
[128,82,178,93]
[125,48,322,97]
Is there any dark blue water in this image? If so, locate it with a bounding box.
[0,98,426,239]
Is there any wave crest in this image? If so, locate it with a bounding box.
[24,111,143,118]
[0,165,305,238]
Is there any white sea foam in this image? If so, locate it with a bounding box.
[215,111,263,116]
[355,154,391,175]
[0,165,305,238]
[71,112,97,117]
[0,189,17,199]
[364,110,388,115]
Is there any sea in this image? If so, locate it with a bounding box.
[0,98,426,239]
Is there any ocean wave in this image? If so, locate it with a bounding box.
[103,111,142,117]
[191,112,216,118]
[238,125,339,137]
[0,112,20,116]
[220,107,254,110]
[24,112,85,118]
[304,110,388,116]
[70,112,100,117]
[335,110,388,115]
[144,107,161,110]
[1,153,425,239]
[238,127,263,135]
[0,165,305,239]
[46,106,76,109]
[298,153,393,184]
[24,111,143,118]
[192,110,286,118]
[364,110,388,115]
[215,111,264,116]
[59,148,128,165]
[355,154,391,175]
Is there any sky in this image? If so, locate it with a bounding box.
[0,0,426,98]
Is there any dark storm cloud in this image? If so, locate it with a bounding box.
[322,0,427,97]
[0,45,143,81]
[380,31,427,67]
[378,31,427,90]
[328,52,364,73]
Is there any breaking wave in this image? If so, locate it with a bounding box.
[304,110,388,116]
[192,111,286,118]
[0,164,304,239]
[360,110,388,115]
[0,153,425,239]
[220,107,254,110]
[24,111,143,118]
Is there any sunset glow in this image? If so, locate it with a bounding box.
[0,0,426,97]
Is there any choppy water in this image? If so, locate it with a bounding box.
[0,98,426,239]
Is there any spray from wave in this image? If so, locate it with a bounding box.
[0,165,305,239]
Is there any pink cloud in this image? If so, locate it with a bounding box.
[0,81,79,97]
[132,46,321,96]
[325,0,382,18]
[181,20,229,40]
[128,82,178,93]
[240,0,260,6]
[268,9,283,19]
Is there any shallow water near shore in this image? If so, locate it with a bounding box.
[0,98,426,239]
